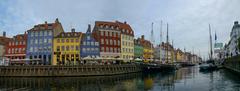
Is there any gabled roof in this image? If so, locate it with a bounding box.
[94,21,134,36]
[0,36,11,45]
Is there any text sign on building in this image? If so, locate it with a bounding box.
[214,43,223,48]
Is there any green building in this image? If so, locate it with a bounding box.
[134,38,143,59]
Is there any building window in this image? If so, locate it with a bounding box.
[57,46,60,51]
[61,46,65,51]
[35,32,38,36]
[44,39,47,43]
[48,39,52,43]
[101,31,104,36]
[95,42,99,46]
[106,39,108,45]
[95,48,98,51]
[76,46,79,50]
[61,39,65,43]
[110,48,113,52]
[39,39,42,44]
[87,48,90,51]
[15,41,18,45]
[87,36,90,40]
[71,45,74,51]
[83,41,86,45]
[35,39,38,44]
[82,48,86,52]
[76,39,79,42]
[118,40,120,46]
[101,47,104,51]
[49,31,52,36]
[57,39,60,43]
[91,48,94,51]
[66,39,69,43]
[101,39,104,44]
[8,49,10,54]
[66,46,69,51]
[114,40,116,45]
[109,31,112,36]
[105,31,108,36]
[110,40,113,45]
[39,31,43,36]
[9,42,11,46]
[12,49,14,53]
[71,39,74,43]
[44,31,48,36]
[87,41,90,45]
[31,32,34,37]
[91,41,94,46]
[106,47,109,52]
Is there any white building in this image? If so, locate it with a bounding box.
[225,21,240,57]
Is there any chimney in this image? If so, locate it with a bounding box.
[234,21,238,25]
[71,28,75,32]
[87,24,91,32]
[55,18,59,23]
[124,21,127,24]
[45,21,47,24]
[141,35,144,40]
[3,31,6,37]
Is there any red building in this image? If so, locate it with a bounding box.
[5,33,27,61]
[92,21,122,59]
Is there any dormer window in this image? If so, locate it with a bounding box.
[111,26,114,29]
[106,25,109,28]
[62,33,64,37]
[68,33,70,37]
[100,25,103,28]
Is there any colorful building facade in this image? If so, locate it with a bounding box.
[5,33,27,62]
[134,38,143,59]
[139,35,153,62]
[53,29,82,65]
[80,24,100,59]
[119,21,134,62]
[93,21,121,60]
[26,18,64,65]
[0,32,11,62]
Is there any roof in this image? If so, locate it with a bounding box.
[11,33,27,41]
[94,21,134,36]
[27,18,61,32]
[55,32,82,38]
[0,36,11,45]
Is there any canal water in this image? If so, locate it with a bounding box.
[0,66,239,91]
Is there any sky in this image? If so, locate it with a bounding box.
[0,0,240,59]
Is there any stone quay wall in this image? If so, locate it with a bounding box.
[0,64,142,77]
[224,56,240,73]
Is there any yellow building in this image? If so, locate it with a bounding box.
[121,34,134,62]
[176,49,184,62]
[140,35,153,63]
[119,22,134,62]
[53,29,82,65]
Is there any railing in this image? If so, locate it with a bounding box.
[0,64,142,77]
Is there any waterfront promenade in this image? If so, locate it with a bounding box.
[0,64,141,77]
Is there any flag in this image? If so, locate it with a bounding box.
[215,32,217,41]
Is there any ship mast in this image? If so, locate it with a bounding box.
[166,23,169,63]
[160,21,163,62]
[209,24,213,60]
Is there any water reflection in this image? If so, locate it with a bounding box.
[0,66,240,91]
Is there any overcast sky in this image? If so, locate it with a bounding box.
[0,0,240,59]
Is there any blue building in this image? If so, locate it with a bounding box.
[80,24,100,59]
[26,18,64,65]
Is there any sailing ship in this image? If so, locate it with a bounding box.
[199,24,217,71]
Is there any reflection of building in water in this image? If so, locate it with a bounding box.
[0,73,141,91]
[144,77,153,90]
